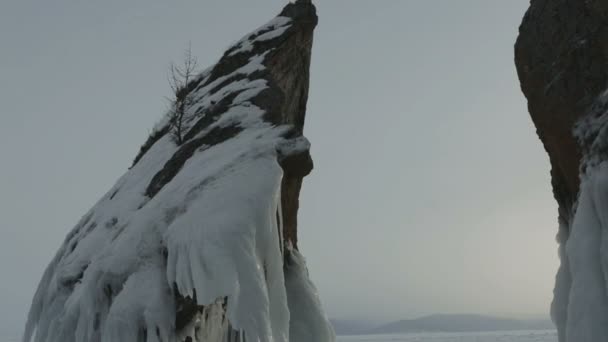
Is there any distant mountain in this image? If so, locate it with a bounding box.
[367,314,554,334]
[329,319,378,335]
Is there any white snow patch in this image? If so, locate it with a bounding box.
[277,136,311,158]
[228,17,292,56]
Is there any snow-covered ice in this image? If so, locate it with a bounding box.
[549,90,608,341]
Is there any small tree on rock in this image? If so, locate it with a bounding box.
[168,43,198,145]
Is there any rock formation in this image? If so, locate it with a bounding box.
[516,1,608,341]
[23,1,334,341]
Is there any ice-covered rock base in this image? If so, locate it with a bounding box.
[552,164,608,341]
[550,93,608,342]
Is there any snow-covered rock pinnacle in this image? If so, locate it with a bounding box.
[516,1,608,341]
[23,2,334,342]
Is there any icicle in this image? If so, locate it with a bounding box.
[284,244,335,342]
[277,197,284,254]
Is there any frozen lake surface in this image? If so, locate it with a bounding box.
[337,330,557,342]
[5,330,557,342]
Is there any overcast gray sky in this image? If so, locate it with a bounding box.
[0,0,555,337]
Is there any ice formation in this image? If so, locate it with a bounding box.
[23,1,334,342]
[547,92,608,341]
[514,1,608,338]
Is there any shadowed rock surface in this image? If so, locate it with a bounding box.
[515,0,608,216]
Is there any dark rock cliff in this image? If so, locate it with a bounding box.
[515,2,608,341]
[515,0,608,218]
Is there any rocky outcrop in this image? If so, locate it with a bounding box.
[516,1,608,341]
[23,1,334,342]
[515,0,608,215]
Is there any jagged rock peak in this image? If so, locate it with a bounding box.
[23,2,333,342]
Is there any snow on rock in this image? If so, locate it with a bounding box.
[227,17,292,57]
[23,1,333,342]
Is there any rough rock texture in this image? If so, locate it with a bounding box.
[515,0,608,214]
[23,1,335,342]
[515,1,608,341]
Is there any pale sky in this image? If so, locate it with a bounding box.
[0,0,556,338]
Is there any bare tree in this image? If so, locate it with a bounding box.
[168,42,198,144]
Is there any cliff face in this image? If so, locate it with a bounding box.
[24,1,334,342]
[515,0,608,216]
[516,1,608,341]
